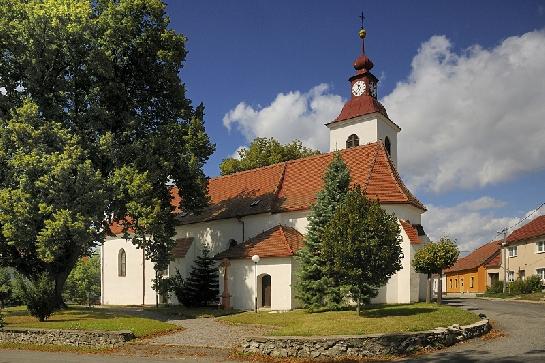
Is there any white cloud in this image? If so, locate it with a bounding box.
[423,197,518,252]
[229,146,246,160]
[383,31,545,192]
[223,83,344,152]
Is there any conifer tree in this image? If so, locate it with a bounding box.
[183,246,219,307]
[295,153,350,310]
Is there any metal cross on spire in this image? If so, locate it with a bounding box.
[358,11,367,54]
[359,11,365,29]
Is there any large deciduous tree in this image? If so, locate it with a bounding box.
[0,0,214,311]
[219,137,319,175]
[412,238,459,304]
[321,186,403,314]
[295,153,349,311]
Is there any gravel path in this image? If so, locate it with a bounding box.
[146,317,272,348]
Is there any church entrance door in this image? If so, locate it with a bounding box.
[261,274,271,307]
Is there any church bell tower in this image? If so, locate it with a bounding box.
[327,16,401,167]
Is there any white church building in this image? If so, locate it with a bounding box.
[101,29,430,310]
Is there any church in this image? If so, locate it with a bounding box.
[100,25,430,310]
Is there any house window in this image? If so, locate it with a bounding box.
[537,268,545,282]
[461,278,464,287]
[508,271,515,282]
[537,241,545,253]
[470,277,474,288]
[455,279,458,288]
[346,134,359,148]
[449,279,452,288]
[118,249,126,277]
[508,246,517,257]
[384,136,391,156]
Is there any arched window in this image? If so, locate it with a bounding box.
[384,136,391,156]
[118,249,126,277]
[346,134,359,148]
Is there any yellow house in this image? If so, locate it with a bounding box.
[445,240,502,294]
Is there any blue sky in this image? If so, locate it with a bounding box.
[164,1,545,250]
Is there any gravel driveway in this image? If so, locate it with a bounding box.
[146,316,272,348]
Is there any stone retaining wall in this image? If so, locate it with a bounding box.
[241,319,491,359]
[0,327,135,347]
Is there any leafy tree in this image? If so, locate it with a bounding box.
[0,0,214,311]
[182,246,219,307]
[0,267,12,309]
[321,186,403,314]
[295,153,350,311]
[64,254,100,306]
[220,138,319,175]
[412,238,459,304]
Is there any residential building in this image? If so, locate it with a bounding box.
[444,240,502,294]
[504,215,545,283]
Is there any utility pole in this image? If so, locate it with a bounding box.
[501,229,508,294]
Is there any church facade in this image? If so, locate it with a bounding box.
[101,28,430,310]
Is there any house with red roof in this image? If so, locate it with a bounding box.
[444,240,502,294]
[101,27,430,310]
[504,215,545,283]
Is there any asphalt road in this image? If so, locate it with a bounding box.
[405,298,545,363]
[1,298,544,362]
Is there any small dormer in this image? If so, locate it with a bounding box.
[325,20,400,167]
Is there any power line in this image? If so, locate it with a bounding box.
[497,201,545,236]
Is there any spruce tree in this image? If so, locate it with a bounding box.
[295,153,350,310]
[183,246,219,307]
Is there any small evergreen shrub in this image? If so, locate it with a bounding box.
[14,273,58,322]
[486,280,504,294]
[182,246,219,307]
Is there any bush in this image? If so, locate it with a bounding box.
[524,275,543,293]
[14,273,58,322]
[508,275,543,295]
[486,280,504,294]
[168,270,187,305]
[0,310,4,328]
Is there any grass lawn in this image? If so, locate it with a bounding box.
[220,303,480,336]
[2,305,179,338]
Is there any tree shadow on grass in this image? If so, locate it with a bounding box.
[362,306,436,318]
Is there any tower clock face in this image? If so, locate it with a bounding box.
[351,80,366,96]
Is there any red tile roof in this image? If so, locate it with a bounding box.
[179,142,425,225]
[172,237,194,258]
[214,225,304,260]
[331,95,389,123]
[507,215,545,244]
[399,220,421,244]
[444,240,502,273]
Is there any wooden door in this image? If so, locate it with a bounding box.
[261,275,271,307]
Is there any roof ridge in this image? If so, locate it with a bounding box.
[209,142,381,181]
[362,142,380,193]
[278,225,294,254]
[377,142,427,211]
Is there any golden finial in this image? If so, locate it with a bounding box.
[359,28,366,39]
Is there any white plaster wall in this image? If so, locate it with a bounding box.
[382,204,423,225]
[376,114,399,167]
[101,238,157,305]
[227,257,293,311]
[328,116,378,151]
